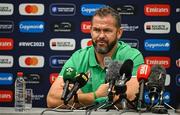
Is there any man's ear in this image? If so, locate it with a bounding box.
[117,28,123,40]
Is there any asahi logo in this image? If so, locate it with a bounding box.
[0,3,14,15]
[144,21,170,34]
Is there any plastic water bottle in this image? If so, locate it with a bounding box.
[14,72,26,112]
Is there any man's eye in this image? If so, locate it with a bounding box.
[94,28,100,32]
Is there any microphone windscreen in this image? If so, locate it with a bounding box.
[63,67,77,82]
[137,64,151,81]
[119,59,134,81]
[106,61,122,82]
[104,57,112,68]
[75,73,89,88]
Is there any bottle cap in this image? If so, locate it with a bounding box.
[17,72,23,77]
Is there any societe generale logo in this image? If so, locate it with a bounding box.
[19,55,44,68]
[0,3,14,15]
[19,3,44,16]
[144,21,170,34]
[145,56,171,68]
[144,4,170,16]
[0,38,13,50]
[0,55,13,68]
[81,21,91,33]
[50,38,76,51]
[0,90,13,102]
[81,38,92,49]
[49,73,59,85]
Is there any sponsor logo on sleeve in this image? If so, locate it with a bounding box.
[49,55,70,68]
[0,38,13,50]
[176,74,180,86]
[19,21,44,33]
[18,41,45,47]
[81,4,106,16]
[0,55,13,68]
[0,73,13,85]
[19,3,44,16]
[144,39,170,51]
[49,73,59,84]
[144,4,170,16]
[50,38,75,51]
[50,3,76,16]
[0,90,13,102]
[81,21,91,33]
[0,3,14,15]
[81,38,92,48]
[19,55,44,68]
[50,21,73,32]
[121,38,139,49]
[145,56,170,68]
[176,58,180,68]
[176,22,180,33]
[144,21,170,34]
[113,4,136,15]
[0,20,14,33]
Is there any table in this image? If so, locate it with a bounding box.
[0,107,179,115]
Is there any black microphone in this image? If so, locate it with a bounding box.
[61,67,77,100]
[146,64,166,105]
[65,73,89,103]
[106,60,122,93]
[104,56,112,73]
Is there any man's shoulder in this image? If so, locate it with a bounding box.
[118,41,140,53]
[73,46,93,55]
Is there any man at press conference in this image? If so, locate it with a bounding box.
[47,6,144,108]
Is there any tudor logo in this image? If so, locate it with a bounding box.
[19,55,44,68]
[144,4,170,16]
[19,3,44,15]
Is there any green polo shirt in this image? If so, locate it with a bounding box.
[59,41,144,94]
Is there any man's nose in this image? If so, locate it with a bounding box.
[98,31,106,38]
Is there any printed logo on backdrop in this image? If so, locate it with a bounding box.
[19,55,44,68]
[0,55,13,68]
[81,21,91,33]
[49,73,59,84]
[144,91,170,104]
[176,7,180,13]
[176,22,180,33]
[81,38,92,49]
[144,4,170,16]
[50,3,76,16]
[113,4,136,15]
[23,73,41,84]
[121,38,139,49]
[49,55,70,68]
[50,21,74,32]
[121,24,139,32]
[176,58,180,68]
[32,94,44,101]
[0,3,14,15]
[144,21,170,34]
[176,74,180,86]
[0,90,13,102]
[19,21,44,33]
[18,41,45,48]
[81,4,106,16]
[50,38,75,51]
[165,74,170,86]
[145,56,171,68]
[0,73,13,85]
[0,20,14,33]
[0,38,14,50]
[19,3,44,16]
[144,39,170,51]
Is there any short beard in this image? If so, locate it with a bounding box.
[93,40,117,54]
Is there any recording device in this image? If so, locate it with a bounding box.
[61,67,77,100]
[65,73,89,103]
[146,64,167,114]
[136,64,151,111]
[104,56,112,73]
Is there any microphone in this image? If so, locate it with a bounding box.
[104,56,112,73]
[61,67,77,100]
[106,60,122,93]
[114,59,134,94]
[146,64,166,105]
[65,73,89,103]
[136,64,151,111]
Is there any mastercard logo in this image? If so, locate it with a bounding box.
[19,3,44,15]
[19,55,44,68]
[81,38,92,49]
